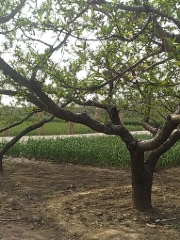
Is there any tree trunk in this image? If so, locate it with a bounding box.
[0,154,3,172]
[107,105,154,211]
[131,149,153,211]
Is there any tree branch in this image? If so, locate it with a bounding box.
[0,57,32,89]
[0,89,48,111]
[116,3,180,29]
[138,114,180,151]
[20,28,52,48]
[108,106,122,125]
[0,99,71,172]
[0,115,55,172]
[141,119,157,135]
[0,89,17,96]
[93,1,180,30]
[0,109,41,134]
[0,0,27,24]
[146,130,180,170]
[110,15,152,42]
[73,49,162,91]
[71,98,108,110]
[154,19,172,52]
[141,57,171,74]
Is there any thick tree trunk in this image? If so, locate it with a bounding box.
[107,105,154,211]
[131,149,153,211]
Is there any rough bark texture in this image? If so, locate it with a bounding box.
[130,148,153,211]
[107,106,154,211]
[0,155,3,172]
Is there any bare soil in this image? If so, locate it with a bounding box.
[0,157,180,240]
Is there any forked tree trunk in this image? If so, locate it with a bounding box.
[131,149,153,211]
[107,106,154,211]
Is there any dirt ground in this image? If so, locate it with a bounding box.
[0,157,180,240]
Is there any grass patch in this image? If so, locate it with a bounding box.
[0,120,144,136]
[3,136,130,167]
[125,125,143,131]
[1,134,180,168]
[158,143,180,167]
[0,122,95,136]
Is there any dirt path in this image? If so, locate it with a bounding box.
[0,157,180,240]
[0,131,150,142]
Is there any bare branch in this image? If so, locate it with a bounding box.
[0,109,41,134]
[88,0,106,5]
[20,28,52,48]
[141,119,157,135]
[0,57,32,89]
[146,130,180,170]
[108,106,122,125]
[0,89,17,96]
[0,114,55,172]
[138,114,180,151]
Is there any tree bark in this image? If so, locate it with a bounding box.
[131,148,153,211]
[0,155,3,172]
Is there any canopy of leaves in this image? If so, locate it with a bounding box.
[0,0,180,122]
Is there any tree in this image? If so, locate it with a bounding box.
[1,0,180,211]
